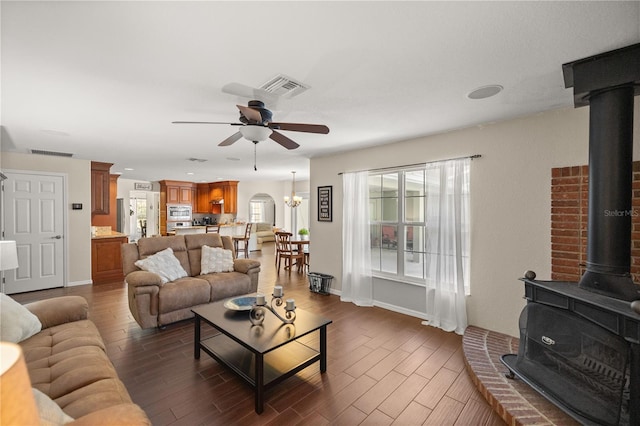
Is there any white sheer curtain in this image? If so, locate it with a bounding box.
[341,171,373,306]
[422,158,470,335]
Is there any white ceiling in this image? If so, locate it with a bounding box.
[2,1,639,183]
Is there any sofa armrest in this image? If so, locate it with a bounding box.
[125,270,163,287]
[233,258,261,274]
[25,296,88,329]
[67,403,151,426]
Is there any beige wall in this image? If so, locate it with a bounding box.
[310,99,640,337]
[1,152,92,285]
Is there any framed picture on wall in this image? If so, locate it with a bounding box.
[318,185,332,222]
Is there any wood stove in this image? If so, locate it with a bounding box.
[501,44,640,426]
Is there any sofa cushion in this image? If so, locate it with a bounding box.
[137,235,191,275]
[184,233,225,275]
[32,388,74,425]
[0,293,42,343]
[20,319,135,419]
[200,272,253,300]
[134,247,188,284]
[157,277,211,314]
[201,246,234,274]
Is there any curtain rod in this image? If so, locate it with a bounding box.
[337,154,481,175]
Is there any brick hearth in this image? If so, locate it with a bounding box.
[462,326,579,426]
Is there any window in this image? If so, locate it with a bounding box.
[249,201,264,223]
[369,165,470,290]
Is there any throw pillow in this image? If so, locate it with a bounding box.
[134,247,188,284]
[0,293,42,343]
[32,388,74,425]
[201,245,234,274]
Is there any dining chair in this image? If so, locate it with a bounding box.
[232,223,253,258]
[274,231,292,267]
[275,232,304,274]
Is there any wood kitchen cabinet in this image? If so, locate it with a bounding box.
[195,183,211,213]
[91,161,113,215]
[159,180,195,235]
[209,181,238,214]
[222,181,238,214]
[160,180,195,205]
[193,181,238,214]
[91,235,128,284]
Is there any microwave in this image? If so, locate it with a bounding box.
[167,205,192,221]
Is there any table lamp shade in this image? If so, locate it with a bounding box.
[0,240,19,271]
[0,342,40,425]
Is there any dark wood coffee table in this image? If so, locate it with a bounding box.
[192,298,332,414]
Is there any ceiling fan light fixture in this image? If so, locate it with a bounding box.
[239,125,272,142]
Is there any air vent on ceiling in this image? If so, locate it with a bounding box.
[259,74,310,98]
[187,158,207,162]
[30,149,73,157]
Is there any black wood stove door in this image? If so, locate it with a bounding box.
[503,303,631,426]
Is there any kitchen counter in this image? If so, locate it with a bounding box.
[92,231,128,240]
[167,224,258,251]
[91,233,128,284]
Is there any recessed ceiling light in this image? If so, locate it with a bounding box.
[467,85,503,100]
[124,167,134,171]
[186,172,194,176]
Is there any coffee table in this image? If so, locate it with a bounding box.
[192,297,332,414]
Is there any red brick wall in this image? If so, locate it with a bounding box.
[551,163,640,283]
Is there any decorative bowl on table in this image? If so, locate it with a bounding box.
[224,296,257,311]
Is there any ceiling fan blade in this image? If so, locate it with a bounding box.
[268,122,330,134]
[172,121,241,125]
[236,105,263,123]
[269,131,300,150]
[218,131,242,146]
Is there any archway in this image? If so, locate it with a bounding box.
[248,193,275,225]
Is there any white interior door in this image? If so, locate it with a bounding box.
[2,172,65,294]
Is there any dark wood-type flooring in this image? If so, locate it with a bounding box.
[12,243,504,425]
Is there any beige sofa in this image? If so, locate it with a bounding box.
[19,295,150,424]
[254,222,275,242]
[122,233,261,329]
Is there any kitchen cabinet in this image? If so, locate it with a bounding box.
[91,234,128,284]
[223,181,238,214]
[160,180,195,235]
[91,161,113,215]
[209,181,238,214]
[195,183,211,213]
[193,181,238,214]
[160,180,194,205]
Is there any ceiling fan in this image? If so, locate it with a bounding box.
[172,100,329,150]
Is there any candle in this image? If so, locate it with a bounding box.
[273,286,283,297]
[286,298,295,311]
[256,293,265,306]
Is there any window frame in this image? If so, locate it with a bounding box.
[369,167,427,286]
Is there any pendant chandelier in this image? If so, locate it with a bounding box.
[284,171,302,208]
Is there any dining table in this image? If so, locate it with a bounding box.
[288,238,309,272]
